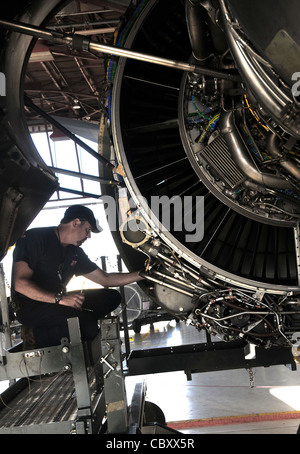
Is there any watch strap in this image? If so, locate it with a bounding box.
[55,292,63,304]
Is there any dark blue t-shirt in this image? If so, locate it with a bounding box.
[12,226,98,302]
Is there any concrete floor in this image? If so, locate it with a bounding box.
[123,319,300,435]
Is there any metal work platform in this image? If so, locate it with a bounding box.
[0,263,298,434]
[0,315,178,434]
[0,317,105,434]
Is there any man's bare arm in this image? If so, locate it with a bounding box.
[83,267,143,288]
[14,261,84,309]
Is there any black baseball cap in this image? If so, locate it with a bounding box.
[62,205,102,233]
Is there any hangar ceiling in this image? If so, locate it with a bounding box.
[23,0,131,128]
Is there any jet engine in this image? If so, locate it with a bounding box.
[105,0,300,349]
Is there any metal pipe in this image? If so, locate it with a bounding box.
[151,269,198,291]
[58,187,102,198]
[219,0,289,112]
[49,166,119,185]
[139,272,194,297]
[0,18,72,45]
[185,0,209,62]
[55,9,116,17]
[218,0,299,137]
[219,110,293,190]
[48,19,120,30]
[266,133,300,181]
[75,27,116,36]
[0,18,240,82]
[88,41,239,81]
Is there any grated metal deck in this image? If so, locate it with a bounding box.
[0,368,100,433]
[0,372,77,430]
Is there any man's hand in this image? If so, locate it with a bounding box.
[59,292,85,310]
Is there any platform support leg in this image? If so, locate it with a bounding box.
[100,317,128,434]
[67,317,93,433]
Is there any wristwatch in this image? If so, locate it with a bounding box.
[55,292,63,304]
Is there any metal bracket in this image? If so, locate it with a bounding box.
[100,348,117,378]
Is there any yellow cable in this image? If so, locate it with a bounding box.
[244,94,269,131]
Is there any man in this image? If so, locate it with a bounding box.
[12,204,144,348]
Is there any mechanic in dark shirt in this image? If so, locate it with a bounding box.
[12,204,143,348]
